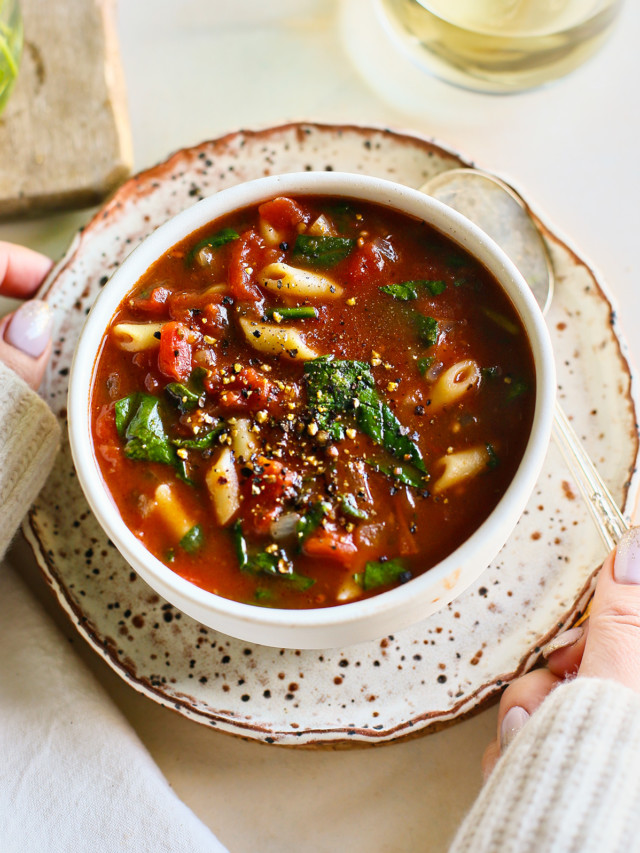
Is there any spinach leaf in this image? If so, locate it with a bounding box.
[114,393,142,436]
[414,313,439,348]
[365,458,428,490]
[232,521,249,569]
[355,559,411,591]
[246,548,315,590]
[486,443,500,470]
[338,493,369,520]
[304,358,426,472]
[179,524,204,553]
[165,382,201,412]
[379,280,446,301]
[296,501,331,546]
[186,227,239,266]
[292,235,355,268]
[379,282,418,301]
[417,356,435,376]
[266,306,318,320]
[172,424,225,451]
[122,394,175,466]
[506,378,528,401]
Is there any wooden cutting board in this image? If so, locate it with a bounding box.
[0,0,132,219]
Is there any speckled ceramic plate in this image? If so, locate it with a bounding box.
[23,123,639,746]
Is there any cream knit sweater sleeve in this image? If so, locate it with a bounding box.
[0,362,60,558]
[450,677,640,853]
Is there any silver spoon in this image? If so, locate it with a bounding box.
[420,168,628,551]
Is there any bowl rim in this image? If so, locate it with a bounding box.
[67,170,555,639]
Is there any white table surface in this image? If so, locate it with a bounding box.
[2,1,640,850]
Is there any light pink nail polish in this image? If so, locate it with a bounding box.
[540,625,584,659]
[613,527,640,585]
[500,705,530,752]
[5,300,52,357]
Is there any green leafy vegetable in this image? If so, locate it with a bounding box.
[355,559,411,591]
[483,307,520,335]
[366,458,428,490]
[304,357,425,471]
[481,366,500,380]
[165,382,201,412]
[179,524,204,553]
[379,280,447,301]
[338,494,369,520]
[417,356,435,377]
[266,306,318,320]
[296,501,331,545]
[486,443,500,470]
[246,548,315,590]
[292,235,355,268]
[172,425,225,451]
[379,282,418,301]
[414,313,439,348]
[117,394,175,466]
[505,378,528,401]
[232,522,249,569]
[186,228,239,265]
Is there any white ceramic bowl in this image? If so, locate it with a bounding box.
[68,171,555,649]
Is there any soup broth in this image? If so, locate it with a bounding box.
[91,194,535,609]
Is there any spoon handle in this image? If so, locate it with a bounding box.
[552,402,629,550]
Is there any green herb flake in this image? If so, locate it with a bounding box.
[179,524,204,553]
[355,559,411,591]
[186,228,239,266]
[481,366,500,380]
[413,313,439,348]
[483,307,520,335]
[292,235,355,268]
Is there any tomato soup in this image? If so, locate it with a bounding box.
[91,195,535,609]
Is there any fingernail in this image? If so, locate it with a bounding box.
[540,625,584,659]
[500,705,530,752]
[614,527,640,584]
[5,300,52,357]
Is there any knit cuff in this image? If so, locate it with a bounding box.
[0,362,61,559]
[450,677,640,853]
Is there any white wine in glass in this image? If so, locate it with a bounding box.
[378,0,623,92]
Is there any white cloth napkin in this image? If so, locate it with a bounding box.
[0,555,228,853]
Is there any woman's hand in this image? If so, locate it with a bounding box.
[483,526,640,777]
[0,241,54,390]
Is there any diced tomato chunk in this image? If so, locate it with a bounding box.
[303,525,358,568]
[345,241,389,287]
[95,404,121,471]
[240,457,300,535]
[258,197,309,232]
[158,321,192,381]
[228,230,264,302]
[129,286,170,318]
[206,367,282,415]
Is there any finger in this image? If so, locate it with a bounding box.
[541,621,589,678]
[579,528,640,692]
[0,242,53,298]
[0,308,53,390]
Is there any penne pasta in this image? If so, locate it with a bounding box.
[238,317,319,360]
[112,322,164,352]
[258,262,343,300]
[258,217,287,248]
[206,447,240,526]
[431,446,490,494]
[153,483,194,540]
[427,359,481,412]
[230,418,257,463]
